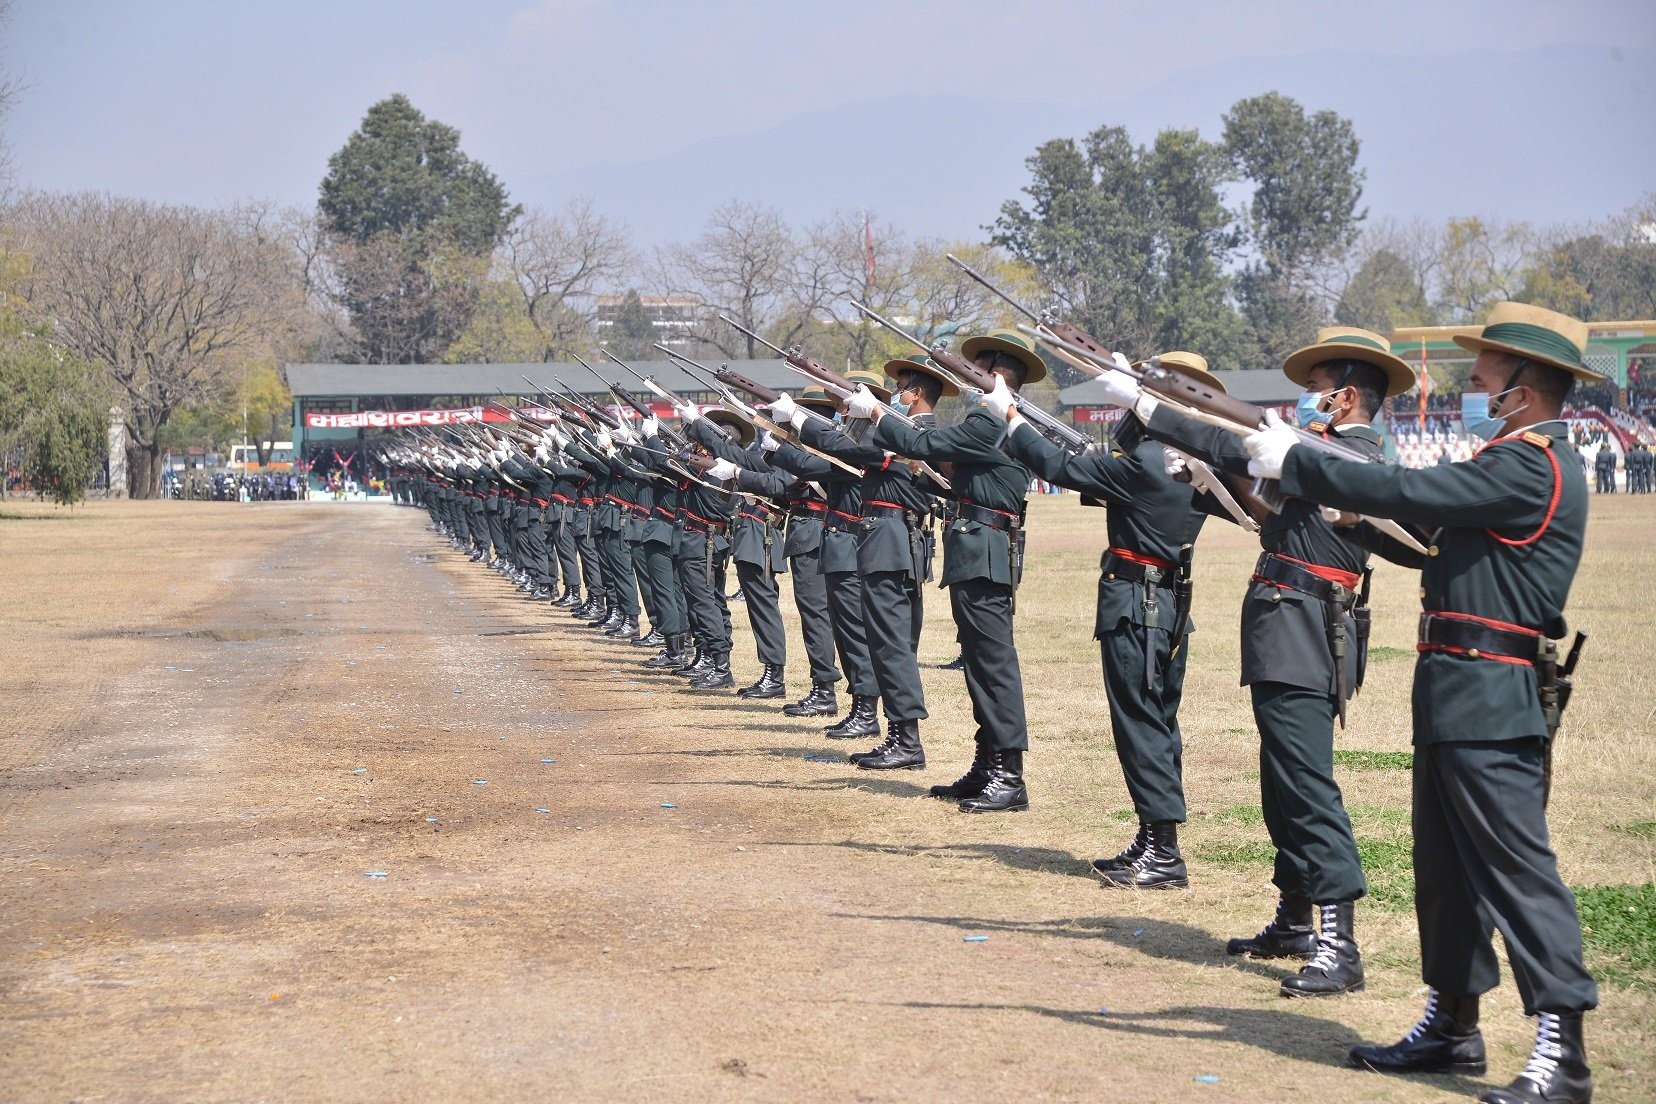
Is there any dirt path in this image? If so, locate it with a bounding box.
[0,501,1643,1103]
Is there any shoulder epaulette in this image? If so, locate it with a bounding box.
[1521,431,1553,449]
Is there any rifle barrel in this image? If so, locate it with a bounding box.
[944,253,1042,323]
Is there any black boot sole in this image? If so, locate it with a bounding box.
[738,687,786,700]
[1280,978,1365,998]
[1349,1053,1487,1076]
[854,759,926,771]
[959,801,1029,813]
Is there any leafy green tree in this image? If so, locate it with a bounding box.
[605,289,658,361]
[1223,92,1365,361]
[317,95,520,364]
[0,319,109,506]
[1336,248,1434,332]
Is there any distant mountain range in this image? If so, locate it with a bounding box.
[513,44,1654,250]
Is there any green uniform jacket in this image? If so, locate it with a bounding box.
[765,441,862,574]
[798,415,935,576]
[870,407,1028,588]
[1004,421,1208,637]
[1280,420,1584,744]
[686,419,786,572]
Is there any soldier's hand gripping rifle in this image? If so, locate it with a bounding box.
[1021,322,1429,555]
[715,315,953,490]
[849,297,1097,456]
[584,352,690,452]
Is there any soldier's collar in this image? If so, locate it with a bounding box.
[1333,423,1379,442]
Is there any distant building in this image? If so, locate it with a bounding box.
[594,294,701,349]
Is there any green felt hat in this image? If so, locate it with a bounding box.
[844,368,893,402]
[704,408,756,448]
[1453,302,1601,381]
[796,384,838,412]
[960,327,1048,386]
[1132,351,1226,394]
[882,352,961,399]
[1283,327,1415,398]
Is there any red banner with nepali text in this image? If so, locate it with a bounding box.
[302,403,680,430]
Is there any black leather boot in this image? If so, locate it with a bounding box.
[690,656,735,691]
[631,628,665,649]
[1101,820,1187,887]
[938,653,966,671]
[1350,990,1486,1075]
[1091,822,1150,875]
[672,647,711,678]
[529,585,551,600]
[644,633,688,669]
[783,683,838,718]
[736,663,786,699]
[553,586,580,608]
[824,694,879,740]
[929,741,991,800]
[959,748,1028,812]
[855,719,925,770]
[604,614,639,640]
[1280,901,1364,997]
[575,597,604,621]
[1478,1012,1591,1104]
[1227,895,1317,959]
[594,606,624,632]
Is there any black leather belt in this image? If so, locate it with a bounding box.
[862,503,925,526]
[957,502,1020,531]
[1253,552,1357,606]
[1101,552,1172,585]
[1418,612,1539,664]
[684,521,729,537]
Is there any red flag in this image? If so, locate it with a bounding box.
[863,213,876,287]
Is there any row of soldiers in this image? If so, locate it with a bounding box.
[1593,441,1653,493]
[386,301,1599,1104]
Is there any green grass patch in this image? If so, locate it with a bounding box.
[1106,808,1136,824]
[1193,839,1276,869]
[1615,821,1656,840]
[1333,749,1413,771]
[1366,645,1412,661]
[1355,836,1414,912]
[1224,727,1253,737]
[1210,804,1264,826]
[1575,882,1656,988]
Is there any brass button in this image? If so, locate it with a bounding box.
[1270,592,1281,602]
[1427,545,1440,557]
[1468,648,1481,659]
[1106,573,1116,581]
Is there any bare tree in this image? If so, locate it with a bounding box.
[656,200,796,359]
[0,0,21,189]
[501,199,635,360]
[9,192,300,497]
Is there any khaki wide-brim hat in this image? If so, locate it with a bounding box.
[704,408,756,448]
[1283,327,1416,398]
[959,327,1048,386]
[882,352,962,398]
[1453,301,1602,381]
[1133,351,1226,394]
[796,384,839,412]
[844,368,893,402]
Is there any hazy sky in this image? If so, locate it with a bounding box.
[5,0,1653,244]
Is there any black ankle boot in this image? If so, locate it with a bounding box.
[690,657,735,691]
[1350,990,1486,1075]
[1280,900,1364,997]
[1101,820,1187,888]
[554,586,580,607]
[959,748,1028,812]
[736,663,786,699]
[1227,895,1317,959]
[824,694,879,739]
[604,614,639,640]
[1478,1012,1591,1104]
[644,633,688,669]
[631,628,665,648]
[929,741,991,800]
[855,719,925,770]
[593,606,623,631]
[1091,822,1151,874]
[672,648,711,678]
[783,683,838,718]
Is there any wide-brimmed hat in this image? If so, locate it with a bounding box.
[959,327,1048,386]
[882,352,962,399]
[796,384,839,412]
[1133,351,1226,394]
[1453,302,1601,381]
[705,408,756,448]
[844,368,893,402]
[1282,327,1415,398]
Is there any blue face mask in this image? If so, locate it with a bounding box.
[1460,387,1525,441]
[888,395,911,417]
[1296,391,1333,429]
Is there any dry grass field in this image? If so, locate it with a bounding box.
[0,491,1650,1103]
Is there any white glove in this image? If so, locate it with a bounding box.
[1244,409,1298,479]
[673,403,699,424]
[641,415,660,438]
[706,458,739,482]
[844,384,879,420]
[534,444,550,463]
[759,431,782,454]
[1109,351,1132,372]
[767,392,797,423]
[982,375,1017,421]
[1163,447,1187,478]
[1096,368,1143,409]
[611,424,635,445]
[593,428,612,448]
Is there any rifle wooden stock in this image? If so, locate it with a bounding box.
[1139,365,1271,431]
[716,367,782,405]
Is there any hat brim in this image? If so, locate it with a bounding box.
[959,335,1047,386]
[883,358,961,398]
[1133,358,1227,394]
[705,408,756,447]
[1283,344,1416,398]
[796,395,841,413]
[1451,335,1605,382]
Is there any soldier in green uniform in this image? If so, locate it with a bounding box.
[1095,326,1415,996]
[865,334,1041,812]
[1247,303,1599,1104]
[991,353,1230,875]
